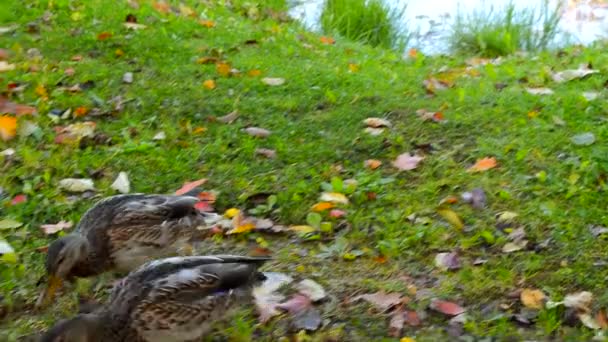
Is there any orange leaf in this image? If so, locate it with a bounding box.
[199,20,215,28]
[468,157,498,172]
[216,62,231,77]
[97,32,112,40]
[197,191,216,203]
[374,255,388,264]
[364,159,382,170]
[311,202,334,212]
[193,126,207,134]
[247,69,262,77]
[74,106,88,118]
[320,36,335,44]
[0,115,17,141]
[408,48,418,58]
[175,178,207,195]
[203,79,216,89]
[153,1,170,14]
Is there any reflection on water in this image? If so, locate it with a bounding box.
[289,0,608,54]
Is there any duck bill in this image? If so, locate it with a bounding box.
[38,275,62,307]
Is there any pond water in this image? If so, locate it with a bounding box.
[289,0,608,54]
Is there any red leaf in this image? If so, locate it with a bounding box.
[404,310,422,326]
[175,178,207,195]
[10,194,27,205]
[429,299,466,316]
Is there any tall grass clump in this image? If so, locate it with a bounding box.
[449,0,562,57]
[320,0,408,50]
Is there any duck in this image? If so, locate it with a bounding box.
[40,254,270,342]
[39,194,217,307]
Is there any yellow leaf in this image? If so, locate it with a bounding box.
[193,126,206,134]
[199,20,215,28]
[35,84,48,100]
[319,192,349,204]
[468,157,498,172]
[348,63,360,73]
[228,222,255,234]
[527,110,539,119]
[521,289,546,309]
[224,208,240,218]
[179,3,195,17]
[437,208,464,230]
[401,338,416,342]
[311,202,334,212]
[115,49,125,57]
[0,115,17,141]
[289,225,317,234]
[203,79,216,89]
[216,62,231,77]
[247,69,262,77]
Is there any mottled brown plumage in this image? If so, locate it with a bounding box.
[40,255,269,342]
[40,194,214,306]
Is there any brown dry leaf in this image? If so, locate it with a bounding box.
[596,309,608,329]
[353,292,404,312]
[244,127,271,138]
[468,157,497,172]
[437,209,464,230]
[416,109,445,122]
[423,77,450,94]
[521,289,546,309]
[0,115,17,141]
[364,159,382,170]
[389,307,406,337]
[97,31,112,40]
[40,221,73,235]
[392,153,424,171]
[255,148,276,159]
[363,117,391,128]
[174,178,207,195]
[429,299,466,316]
[502,240,528,253]
[404,310,422,326]
[217,111,238,124]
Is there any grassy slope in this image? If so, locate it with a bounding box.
[1,0,608,340]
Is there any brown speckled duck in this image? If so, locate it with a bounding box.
[40,255,269,342]
[40,194,215,306]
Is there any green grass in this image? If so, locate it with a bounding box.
[449,0,562,57]
[1,0,608,340]
[320,0,408,50]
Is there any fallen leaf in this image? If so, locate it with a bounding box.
[224,208,240,218]
[364,127,385,136]
[194,201,214,213]
[521,289,546,309]
[247,69,262,77]
[10,194,27,205]
[0,219,22,230]
[244,127,271,138]
[196,57,219,64]
[0,115,17,141]
[329,209,346,218]
[571,132,595,146]
[216,62,231,77]
[408,48,418,58]
[564,291,593,312]
[423,78,450,93]
[123,22,146,30]
[277,294,312,314]
[416,109,444,122]
[429,299,466,316]
[311,202,334,212]
[552,66,599,83]
[199,19,215,28]
[596,309,608,329]
[178,3,195,17]
[111,172,130,194]
[253,272,294,323]
[74,106,88,118]
[502,240,528,253]
[319,36,335,44]
[319,192,349,204]
[437,209,464,230]
[364,159,382,170]
[255,148,276,159]
[227,211,256,234]
[175,178,207,195]
[153,131,166,140]
[289,225,317,234]
[590,225,608,237]
[40,221,73,235]
[526,87,554,95]
[403,310,422,326]
[389,307,406,337]
[400,338,416,342]
[59,178,95,192]
[0,96,37,116]
[497,211,518,223]
[354,292,403,312]
[123,72,134,84]
[0,240,17,262]
[582,91,600,101]
[435,251,461,271]
[153,1,170,14]
[392,153,424,171]
[348,63,360,73]
[203,79,216,89]
[97,31,112,40]
[291,307,322,331]
[261,77,285,86]
[461,188,486,209]
[296,279,326,301]
[468,157,497,172]
[0,61,15,72]
[217,111,239,124]
[579,313,601,329]
[363,117,391,128]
